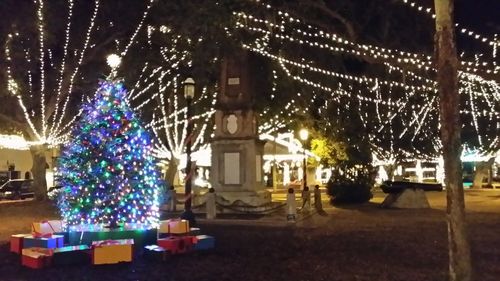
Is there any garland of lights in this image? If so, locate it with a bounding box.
[236,9,498,75]
[120,0,154,57]
[52,0,101,137]
[250,2,500,74]
[130,27,218,163]
[394,0,497,48]
[49,0,74,135]
[236,11,500,102]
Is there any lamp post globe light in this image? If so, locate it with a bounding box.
[181,77,196,225]
[299,129,309,190]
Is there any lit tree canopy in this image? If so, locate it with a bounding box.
[137,0,499,165]
[230,0,499,161]
[0,0,155,199]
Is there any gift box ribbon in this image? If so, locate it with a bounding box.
[23,247,54,257]
[93,240,122,248]
[31,220,58,238]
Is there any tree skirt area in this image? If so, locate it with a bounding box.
[1,190,500,281]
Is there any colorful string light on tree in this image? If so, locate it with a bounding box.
[56,79,161,229]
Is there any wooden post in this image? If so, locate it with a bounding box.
[434,0,471,280]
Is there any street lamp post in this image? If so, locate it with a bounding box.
[181,77,196,225]
[299,129,309,190]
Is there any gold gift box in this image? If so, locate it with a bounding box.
[159,219,190,234]
[91,239,133,265]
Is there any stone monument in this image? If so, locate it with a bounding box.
[210,50,271,206]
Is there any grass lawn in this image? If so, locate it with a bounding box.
[0,200,59,242]
[0,190,499,280]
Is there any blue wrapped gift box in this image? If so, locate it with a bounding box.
[193,235,215,251]
[143,245,169,261]
[54,232,69,245]
[23,234,64,249]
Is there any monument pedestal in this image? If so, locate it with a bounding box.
[209,50,271,209]
[217,191,271,207]
[211,137,271,207]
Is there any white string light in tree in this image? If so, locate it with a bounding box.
[4,0,159,148]
[235,2,499,159]
[51,0,100,137]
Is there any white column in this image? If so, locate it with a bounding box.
[436,156,445,184]
[416,160,424,182]
[283,163,290,186]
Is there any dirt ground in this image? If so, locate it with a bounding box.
[0,189,499,281]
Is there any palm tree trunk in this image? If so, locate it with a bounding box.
[434,0,471,280]
[29,144,48,201]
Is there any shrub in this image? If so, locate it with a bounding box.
[327,165,375,204]
[327,182,372,204]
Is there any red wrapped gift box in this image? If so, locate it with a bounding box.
[10,234,30,253]
[157,236,194,254]
[21,248,53,269]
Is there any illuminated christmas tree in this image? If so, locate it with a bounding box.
[56,77,160,228]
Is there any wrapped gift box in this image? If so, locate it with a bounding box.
[159,219,189,235]
[158,226,201,239]
[193,235,215,251]
[157,236,194,254]
[189,227,201,235]
[54,232,70,245]
[91,239,133,265]
[143,245,169,261]
[32,220,64,237]
[68,224,156,248]
[21,248,53,269]
[23,235,64,249]
[52,245,90,266]
[10,234,30,254]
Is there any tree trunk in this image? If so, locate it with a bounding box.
[384,164,397,181]
[29,144,48,201]
[472,158,494,188]
[272,163,278,190]
[434,1,472,280]
[165,157,179,186]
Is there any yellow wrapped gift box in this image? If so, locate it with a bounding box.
[91,239,133,265]
[159,219,189,235]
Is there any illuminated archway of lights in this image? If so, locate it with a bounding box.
[231,1,499,161]
[3,0,154,147]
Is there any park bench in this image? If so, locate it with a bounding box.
[380,181,443,208]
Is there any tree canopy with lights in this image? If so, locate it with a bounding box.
[0,0,155,199]
[134,0,498,168]
[232,1,499,160]
[1,0,499,194]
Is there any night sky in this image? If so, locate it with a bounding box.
[455,0,500,35]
